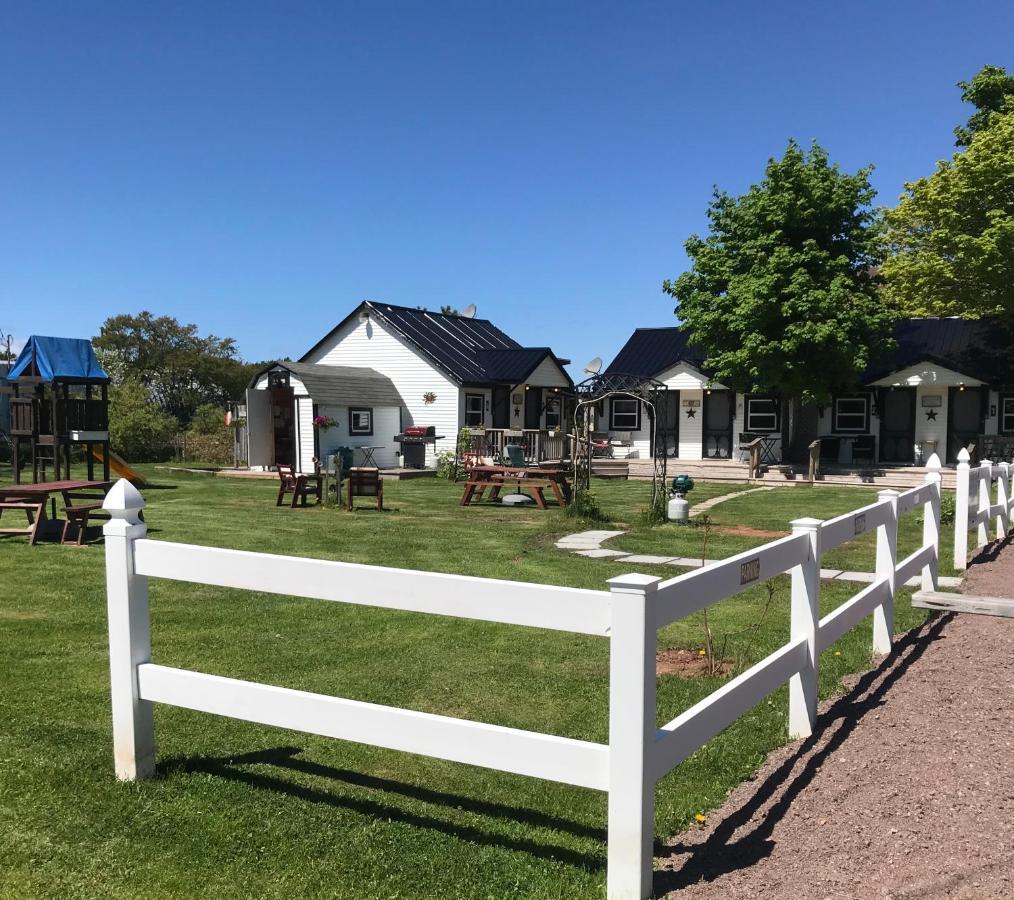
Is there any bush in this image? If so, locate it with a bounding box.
[176,431,234,465]
[919,492,955,527]
[564,488,611,523]
[436,450,458,480]
[108,379,178,462]
[190,403,227,435]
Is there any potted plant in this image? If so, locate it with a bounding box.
[313,414,337,432]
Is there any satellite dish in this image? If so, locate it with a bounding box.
[583,357,603,376]
[461,303,477,319]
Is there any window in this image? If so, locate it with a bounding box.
[1002,396,1014,434]
[745,396,780,433]
[349,407,373,436]
[464,393,484,427]
[610,398,640,431]
[545,396,562,429]
[834,395,869,432]
[267,369,289,388]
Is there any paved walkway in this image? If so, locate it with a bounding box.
[554,529,962,588]
[689,485,773,516]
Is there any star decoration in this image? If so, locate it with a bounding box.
[686,408,697,418]
[925,409,938,421]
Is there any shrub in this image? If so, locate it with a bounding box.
[108,379,178,462]
[190,403,227,435]
[564,488,611,523]
[436,450,458,480]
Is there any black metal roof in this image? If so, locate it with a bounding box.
[303,301,572,386]
[606,318,1014,386]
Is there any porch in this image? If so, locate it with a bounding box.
[469,428,570,464]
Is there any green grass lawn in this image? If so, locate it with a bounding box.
[1,468,933,898]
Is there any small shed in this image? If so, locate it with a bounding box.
[246,361,407,471]
[5,336,111,483]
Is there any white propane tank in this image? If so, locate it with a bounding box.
[667,494,689,522]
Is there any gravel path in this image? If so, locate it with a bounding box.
[656,609,1014,898]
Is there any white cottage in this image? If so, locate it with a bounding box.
[602,317,1014,467]
[245,301,573,472]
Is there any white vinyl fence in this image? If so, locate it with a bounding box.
[953,449,1014,570]
[102,467,942,900]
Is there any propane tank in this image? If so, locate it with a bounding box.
[667,494,689,522]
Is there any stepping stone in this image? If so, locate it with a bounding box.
[574,548,631,559]
[820,568,845,579]
[667,557,706,568]
[838,571,876,583]
[619,554,677,565]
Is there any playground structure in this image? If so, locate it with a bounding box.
[5,336,111,484]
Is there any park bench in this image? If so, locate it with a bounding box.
[0,496,47,545]
[61,490,111,546]
[275,463,322,508]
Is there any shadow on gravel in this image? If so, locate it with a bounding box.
[654,612,954,897]
[966,533,1014,567]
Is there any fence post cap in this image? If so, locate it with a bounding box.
[926,453,942,470]
[877,488,901,499]
[608,573,661,594]
[103,479,145,521]
[957,448,971,463]
[789,516,822,531]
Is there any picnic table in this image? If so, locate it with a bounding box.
[460,465,572,510]
[0,480,114,545]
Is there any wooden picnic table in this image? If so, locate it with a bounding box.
[0,480,114,545]
[460,465,572,510]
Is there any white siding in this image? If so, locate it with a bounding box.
[525,356,570,388]
[913,385,945,458]
[679,390,704,459]
[656,362,721,391]
[870,361,983,389]
[304,315,459,465]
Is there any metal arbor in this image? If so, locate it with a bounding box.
[571,372,669,506]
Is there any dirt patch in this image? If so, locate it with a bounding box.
[961,534,1014,597]
[657,648,734,677]
[714,524,789,539]
[655,613,1014,899]
[0,610,48,621]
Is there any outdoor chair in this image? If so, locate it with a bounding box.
[503,444,532,469]
[61,491,110,546]
[610,431,634,456]
[851,436,876,465]
[589,431,613,458]
[347,467,384,511]
[275,463,322,508]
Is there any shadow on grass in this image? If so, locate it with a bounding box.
[654,612,953,895]
[160,745,606,870]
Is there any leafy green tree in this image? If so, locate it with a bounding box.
[882,109,1014,318]
[107,378,179,462]
[189,402,227,435]
[664,140,893,406]
[94,312,257,425]
[954,64,1014,147]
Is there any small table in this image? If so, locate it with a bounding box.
[0,480,113,545]
[352,445,384,467]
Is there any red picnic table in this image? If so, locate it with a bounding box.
[459,465,572,510]
[0,480,114,545]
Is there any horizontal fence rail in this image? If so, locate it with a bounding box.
[101,458,945,900]
[953,451,1014,570]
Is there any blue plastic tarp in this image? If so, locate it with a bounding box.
[6,335,109,382]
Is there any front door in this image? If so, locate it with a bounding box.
[879,388,916,463]
[270,387,295,466]
[524,387,542,430]
[947,387,984,462]
[654,390,680,457]
[703,390,734,459]
[491,386,510,429]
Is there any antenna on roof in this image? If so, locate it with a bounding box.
[461,303,477,319]
[583,357,602,376]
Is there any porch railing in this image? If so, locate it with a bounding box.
[479,429,569,464]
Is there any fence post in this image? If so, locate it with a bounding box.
[606,573,660,900]
[954,448,970,570]
[102,479,155,781]
[997,462,1010,540]
[922,456,942,592]
[977,458,992,550]
[788,517,821,740]
[874,490,899,654]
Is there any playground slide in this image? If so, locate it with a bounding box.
[91,447,146,486]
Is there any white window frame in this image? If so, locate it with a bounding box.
[464,393,485,428]
[834,396,868,433]
[610,398,640,431]
[745,396,779,433]
[545,396,562,429]
[1001,396,1014,434]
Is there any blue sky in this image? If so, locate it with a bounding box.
[2,1,1011,374]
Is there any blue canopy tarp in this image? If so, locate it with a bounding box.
[6,335,109,383]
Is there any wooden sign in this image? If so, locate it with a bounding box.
[854,513,866,535]
[740,557,760,584]
[682,399,701,408]
[921,395,942,408]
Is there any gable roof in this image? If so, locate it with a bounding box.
[603,327,705,378]
[252,361,407,407]
[302,301,572,386]
[6,335,109,384]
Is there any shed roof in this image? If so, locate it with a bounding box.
[6,336,109,383]
[253,361,407,407]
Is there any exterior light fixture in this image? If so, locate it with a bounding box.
[524,385,530,391]
[959,383,965,391]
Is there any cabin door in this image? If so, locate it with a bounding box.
[703,391,734,459]
[947,387,985,463]
[879,388,916,463]
[270,386,296,466]
[524,388,542,430]
[655,390,680,457]
[491,386,510,429]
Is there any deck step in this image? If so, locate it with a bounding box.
[912,590,1014,618]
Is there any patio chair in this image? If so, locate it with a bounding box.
[589,431,613,458]
[503,444,531,469]
[275,463,322,508]
[347,467,384,511]
[851,435,876,466]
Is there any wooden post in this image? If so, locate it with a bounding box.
[923,455,942,592]
[954,448,970,570]
[789,517,821,739]
[103,479,155,780]
[606,573,659,900]
[977,458,992,550]
[874,489,899,654]
[996,462,1009,540]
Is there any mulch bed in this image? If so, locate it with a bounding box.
[656,648,734,677]
[655,610,1014,898]
[714,525,790,539]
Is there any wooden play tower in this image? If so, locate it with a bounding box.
[5,336,111,484]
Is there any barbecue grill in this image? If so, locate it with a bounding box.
[392,426,444,468]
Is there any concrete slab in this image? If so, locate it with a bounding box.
[619,554,678,565]
[820,569,845,579]
[574,548,631,559]
[667,557,706,568]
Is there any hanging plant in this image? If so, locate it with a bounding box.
[423,391,437,404]
[313,415,337,431]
